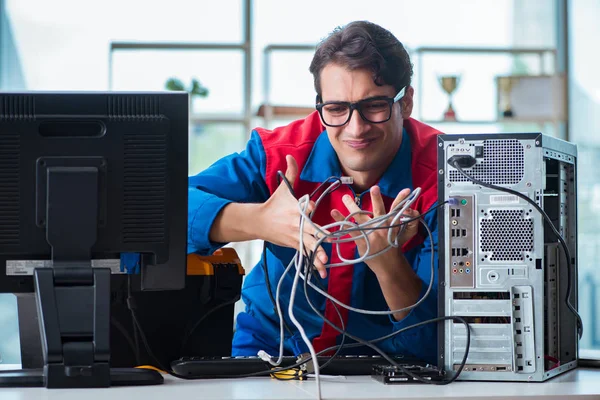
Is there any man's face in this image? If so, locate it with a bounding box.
[319,63,412,175]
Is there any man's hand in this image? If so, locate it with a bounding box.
[330,186,420,274]
[257,155,329,278]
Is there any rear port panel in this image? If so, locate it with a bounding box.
[449,195,475,288]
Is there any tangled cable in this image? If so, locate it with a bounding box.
[257,175,468,400]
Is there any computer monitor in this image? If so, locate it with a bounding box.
[0,92,188,388]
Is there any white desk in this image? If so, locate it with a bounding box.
[2,368,600,400]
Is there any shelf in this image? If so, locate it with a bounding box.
[422,118,562,125]
[413,46,563,137]
[256,104,313,118]
[413,46,556,55]
[190,113,246,124]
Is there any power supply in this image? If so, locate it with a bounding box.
[437,133,579,381]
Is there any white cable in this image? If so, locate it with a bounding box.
[303,187,421,267]
[297,187,434,315]
[288,194,321,399]
[262,180,347,369]
[257,182,430,400]
[259,257,296,366]
[303,218,434,316]
[261,181,348,369]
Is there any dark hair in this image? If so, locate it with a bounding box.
[309,21,413,98]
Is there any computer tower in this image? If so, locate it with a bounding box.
[437,133,579,381]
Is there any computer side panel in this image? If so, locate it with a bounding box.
[539,136,579,379]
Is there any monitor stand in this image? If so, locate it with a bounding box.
[0,165,162,388]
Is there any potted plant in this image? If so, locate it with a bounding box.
[165,77,209,114]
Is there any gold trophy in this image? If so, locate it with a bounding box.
[498,76,517,118]
[439,76,460,121]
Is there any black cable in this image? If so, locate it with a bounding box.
[127,181,469,382]
[110,316,139,365]
[165,314,470,381]
[281,314,470,382]
[262,242,294,335]
[326,200,448,237]
[309,176,343,199]
[124,275,201,379]
[313,315,471,384]
[277,169,447,236]
[125,274,166,371]
[266,171,345,338]
[278,170,462,381]
[277,170,296,198]
[261,241,347,371]
[121,255,341,380]
[301,215,470,384]
[312,216,438,350]
[300,246,347,371]
[277,171,343,201]
[129,174,463,382]
[125,259,469,382]
[132,321,141,364]
[126,275,142,365]
[180,297,240,353]
[449,156,583,339]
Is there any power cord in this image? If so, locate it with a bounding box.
[448,155,583,340]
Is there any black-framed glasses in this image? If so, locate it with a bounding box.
[315,87,406,127]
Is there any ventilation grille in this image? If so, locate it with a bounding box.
[0,131,20,246]
[108,96,161,119]
[0,95,35,120]
[480,209,533,261]
[123,129,167,243]
[449,139,525,185]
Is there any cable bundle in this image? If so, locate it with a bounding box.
[259,174,470,399]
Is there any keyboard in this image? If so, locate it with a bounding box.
[171,355,426,377]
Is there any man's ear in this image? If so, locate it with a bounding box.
[401,86,414,119]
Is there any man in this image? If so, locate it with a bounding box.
[188,21,441,364]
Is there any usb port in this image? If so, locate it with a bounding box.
[450,208,461,218]
[452,229,467,238]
